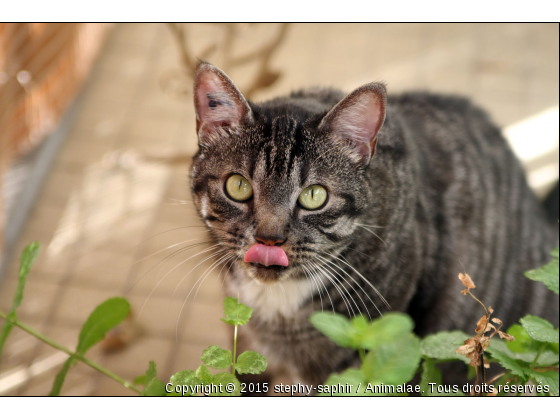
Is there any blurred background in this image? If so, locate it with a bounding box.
[0,23,558,395]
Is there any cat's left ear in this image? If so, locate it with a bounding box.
[194,62,253,136]
[319,83,386,165]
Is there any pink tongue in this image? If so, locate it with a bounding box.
[244,244,289,267]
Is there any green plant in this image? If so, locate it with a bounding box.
[164,297,267,396]
[0,243,266,396]
[310,247,559,396]
[310,312,422,395]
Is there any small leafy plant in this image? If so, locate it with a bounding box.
[0,242,266,396]
[164,297,267,396]
[310,312,422,395]
[310,247,559,396]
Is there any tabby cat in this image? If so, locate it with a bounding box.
[189,62,559,386]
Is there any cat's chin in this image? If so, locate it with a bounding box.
[244,262,289,284]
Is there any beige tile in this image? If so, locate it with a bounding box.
[156,200,200,226]
[103,335,173,378]
[94,374,139,396]
[70,249,136,291]
[80,210,153,255]
[84,74,139,106]
[180,300,230,346]
[51,285,117,328]
[57,139,114,167]
[127,240,225,300]
[38,168,84,205]
[14,230,55,255]
[125,294,190,339]
[5,240,71,285]
[22,369,96,396]
[25,201,66,236]
[72,98,128,131]
[0,327,39,372]
[0,280,60,324]
[140,218,210,258]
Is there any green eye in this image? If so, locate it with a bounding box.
[298,185,328,210]
[225,174,253,202]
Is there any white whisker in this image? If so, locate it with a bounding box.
[311,261,353,318]
[125,241,215,294]
[320,251,391,313]
[138,245,222,319]
[356,224,387,247]
[318,259,367,319]
[316,255,373,320]
[307,263,335,314]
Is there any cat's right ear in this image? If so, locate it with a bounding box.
[319,83,386,165]
[194,62,253,139]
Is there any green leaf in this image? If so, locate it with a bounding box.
[486,347,530,379]
[201,345,232,370]
[49,356,74,396]
[551,330,559,354]
[0,242,41,359]
[524,248,559,294]
[133,375,146,386]
[320,368,368,396]
[420,358,442,396]
[362,335,422,385]
[235,351,267,375]
[490,339,558,367]
[221,297,253,326]
[167,370,200,396]
[527,370,559,396]
[310,313,414,351]
[143,361,166,396]
[420,330,470,363]
[76,297,130,356]
[520,315,559,344]
[353,313,414,350]
[309,312,353,347]
[195,364,212,383]
[14,242,41,310]
[210,372,241,396]
[506,324,543,353]
[144,379,166,396]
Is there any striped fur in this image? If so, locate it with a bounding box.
[189,65,559,386]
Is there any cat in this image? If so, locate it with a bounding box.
[189,61,559,386]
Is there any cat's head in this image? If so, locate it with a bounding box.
[190,62,386,285]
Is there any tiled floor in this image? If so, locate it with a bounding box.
[0,23,558,395]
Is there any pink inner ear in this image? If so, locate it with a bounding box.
[195,73,244,128]
[335,94,383,146]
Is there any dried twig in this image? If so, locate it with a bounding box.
[163,23,290,99]
[456,272,515,396]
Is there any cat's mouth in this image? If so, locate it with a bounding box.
[244,243,289,267]
[246,262,289,283]
[243,243,290,283]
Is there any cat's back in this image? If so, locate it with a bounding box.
[387,92,559,332]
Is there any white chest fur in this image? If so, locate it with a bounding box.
[229,275,320,322]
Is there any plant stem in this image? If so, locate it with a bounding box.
[467,291,488,317]
[530,342,547,370]
[0,310,141,394]
[232,323,238,375]
[480,353,486,390]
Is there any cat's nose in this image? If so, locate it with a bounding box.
[255,234,286,247]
